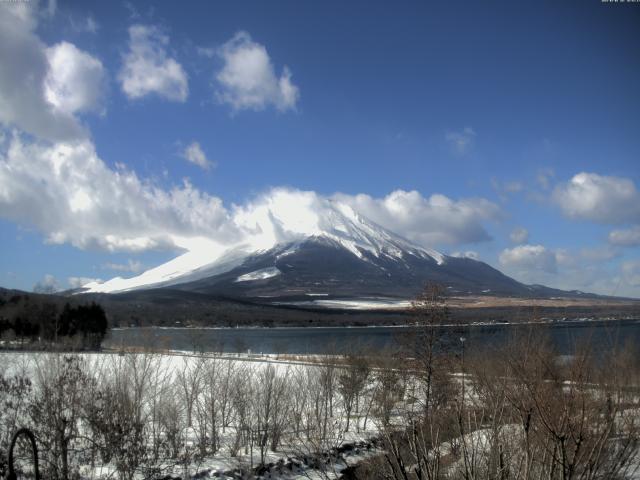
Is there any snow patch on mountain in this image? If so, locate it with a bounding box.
[235,267,281,282]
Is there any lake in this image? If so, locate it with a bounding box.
[104,318,640,355]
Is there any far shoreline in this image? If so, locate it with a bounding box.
[110,315,640,331]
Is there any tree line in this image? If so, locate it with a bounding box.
[0,294,108,350]
[353,284,640,480]
[0,350,384,480]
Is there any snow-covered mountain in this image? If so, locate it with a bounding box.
[81,191,535,299]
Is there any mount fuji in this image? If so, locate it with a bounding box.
[79,190,569,302]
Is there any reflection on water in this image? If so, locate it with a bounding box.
[104,319,640,355]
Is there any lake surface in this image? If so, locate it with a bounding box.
[104,319,640,355]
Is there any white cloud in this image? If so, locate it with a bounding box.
[0,3,88,141]
[0,134,500,255]
[536,167,555,190]
[103,259,143,273]
[553,172,640,224]
[496,243,640,298]
[622,261,640,288]
[85,16,98,33]
[46,0,56,18]
[505,181,524,193]
[70,15,98,34]
[491,178,525,202]
[196,46,216,58]
[579,246,619,262]
[499,244,557,275]
[181,141,212,170]
[333,190,501,246]
[124,2,140,20]
[509,226,529,245]
[609,226,640,247]
[33,273,60,293]
[216,31,299,112]
[554,248,574,268]
[445,127,476,155]
[44,41,106,115]
[119,24,188,102]
[0,134,236,252]
[68,276,102,288]
[451,251,479,260]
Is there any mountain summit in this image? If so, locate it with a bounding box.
[81,190,555,299]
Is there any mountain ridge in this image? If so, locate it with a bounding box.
[80,198,448,295]
[75,195,619,302]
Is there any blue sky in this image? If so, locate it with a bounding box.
[0,0,639,296]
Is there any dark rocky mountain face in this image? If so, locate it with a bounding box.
[171,236,536,300]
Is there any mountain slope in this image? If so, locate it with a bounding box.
[79,193,589,300]
[172,236,532,298]
[82,197,448,295]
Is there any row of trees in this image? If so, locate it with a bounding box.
[356,284,640,480]
[0,297,108,350]
[5,334,638,479]
[0,349,390,480]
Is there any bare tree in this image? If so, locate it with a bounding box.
[230,363,254,458]
[409,283,452,414]
[175,356,203,428]
[29,355,93,480]
[374,284,456,480]
[250,364,292,465]
[219,358,237,433]
[0,364,32,478]
[196,357,223,455]
[290,365,310,436]
[157,392,184,459]
[338,354,370,432]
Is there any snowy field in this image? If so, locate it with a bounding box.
[3,347,640,480]
[276,298,412,310]
[0,351,383,480]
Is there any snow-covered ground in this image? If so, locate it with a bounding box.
[4,349,640,479]
[276,298,412,310]
[0,351,382,480]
